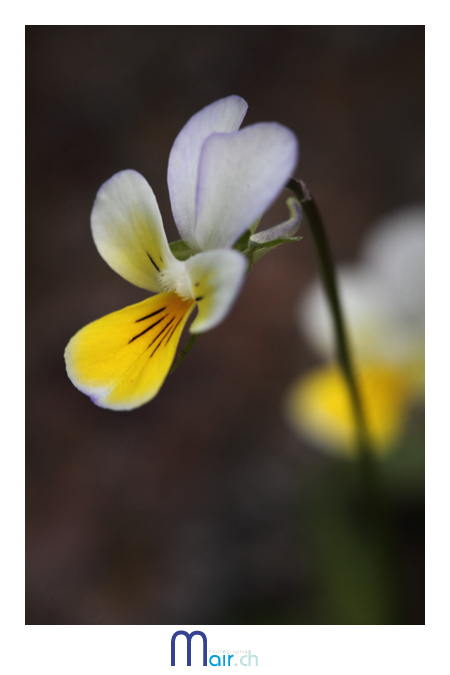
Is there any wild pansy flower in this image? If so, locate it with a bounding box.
[285,206,425,457]
[65,96,298,410]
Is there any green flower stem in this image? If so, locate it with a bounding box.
[170,333,201,374]
[287,178,376,494]
[288,178,406,622]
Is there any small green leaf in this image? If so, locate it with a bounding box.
[169,239,193,261]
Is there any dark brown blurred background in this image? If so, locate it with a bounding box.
[26,26,424,625]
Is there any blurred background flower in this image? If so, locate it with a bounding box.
[26,26,424,624]
[286,205,425,456]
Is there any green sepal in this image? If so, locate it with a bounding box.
[233,229,252,252]
[249,235,303,263]
[250,198,302,244]
[169,239,194,261]
[249,217,262,235]
[232,218,263,254]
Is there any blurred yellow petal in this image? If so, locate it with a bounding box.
[285,363,412,458]
[405,348,425,399]
[65,292,194,410]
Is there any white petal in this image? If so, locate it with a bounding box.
[362,205,425,324]
[185,250,248,333]
[91,170,177,292]
[300,266,397,361]
[194,122,298,250]
[167,96,248,250]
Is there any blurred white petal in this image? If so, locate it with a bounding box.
[300,266,395,361]
[300,205,425,371]
[363,205,425,326]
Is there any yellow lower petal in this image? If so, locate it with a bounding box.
[64,291,194,410]
[285,363,412,458]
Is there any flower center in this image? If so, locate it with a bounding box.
[157,260,194,302]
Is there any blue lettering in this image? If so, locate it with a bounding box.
[248,651,258,666]
[209,655,221,666]
[228,655,234,666]
[240,654,248,666]
[171,630,207,666]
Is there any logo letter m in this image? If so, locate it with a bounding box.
[171,630,207,666]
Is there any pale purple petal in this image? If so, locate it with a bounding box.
[167,96,248,250]
[194,123,299,251]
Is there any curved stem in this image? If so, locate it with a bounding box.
[287,178,376,493]
[289,179,409,622]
